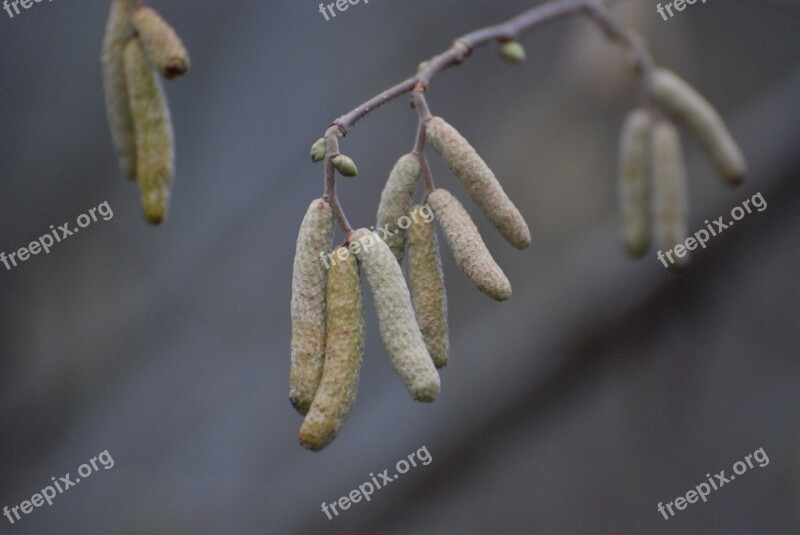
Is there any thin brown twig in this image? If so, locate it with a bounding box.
[322,126,354,239]
[411,90,436,195]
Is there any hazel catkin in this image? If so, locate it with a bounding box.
[428,189,512,301]
[652,121,690,269]
[123,38,174,225]
[425,116,531,249]
[376,154,421,263]
[132,6,190,80]
[407,205,449,368]
[619,108,653,258]
[299,248,364,451]
[351,228,441,402]
[102,0,136,180]
[290,198,335,414]
[651,68,746,187]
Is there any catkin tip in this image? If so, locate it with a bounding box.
[133,6,190,80]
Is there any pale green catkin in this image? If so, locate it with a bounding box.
[407,205,449,368]
[132,7,190,80]
[352,228,440,402]
[102,0,136,180]
[428,189,512,301]
[652,121,690,269]
[123,38,174,225]
[376,154,421,263]
[299,249,364,451]
[290,198,335,414]
[426,116,531,249]
[619,109,653,257]
[652,69,747,187]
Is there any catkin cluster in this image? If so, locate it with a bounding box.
[292,33,746,450]
[293,112,530,450]
[617,69,747,265]
[102,0,190,225]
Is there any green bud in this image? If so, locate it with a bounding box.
[417,61,429,73]
[333,155,358,177]
[310,138,326,163]
[500,41,526,63]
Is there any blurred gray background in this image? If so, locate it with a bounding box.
[1,0,799,533]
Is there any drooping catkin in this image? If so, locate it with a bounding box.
[428,189,512,301]
[102,0,136,180]
[407,205,449,368]
[652,121,690,269]
[123,38,174,225]
[619,109,653,258]
[299,248,364,451]
[651,69,746,187]
[425,116,531,249]
[351,228,441,402]
[376,154,421,263]
[132,7,190,80]
[290,198,335,414]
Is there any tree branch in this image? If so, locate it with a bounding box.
[321,0,656,234]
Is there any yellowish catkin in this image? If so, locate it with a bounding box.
[299,248,364,451]
[102,0,136,180]
[652,121,690,269]
[132,7,190,80]
[124,39,175,225]
[351,228,441,402]
[376,154,421,263]
[619,109,653,258]
[123,38,174,225]
[652,69,746,187]
[425,116,531,249]
[407,205,449,368]
[428,189,512,301]
[290,198,335,414]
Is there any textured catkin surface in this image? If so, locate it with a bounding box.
[652,122,689,268]
[619,109,653,257]
[132,7,190,80]
[428,189,511,301]
[102,0,136,180]
[426,116,531,249]
[652,69,746,186]
[123,38,174,225]
[407,205,449,368]
[376,154,421,263]
[352,228,440,402]
[290,199,335,414]
[299,249,363,451]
